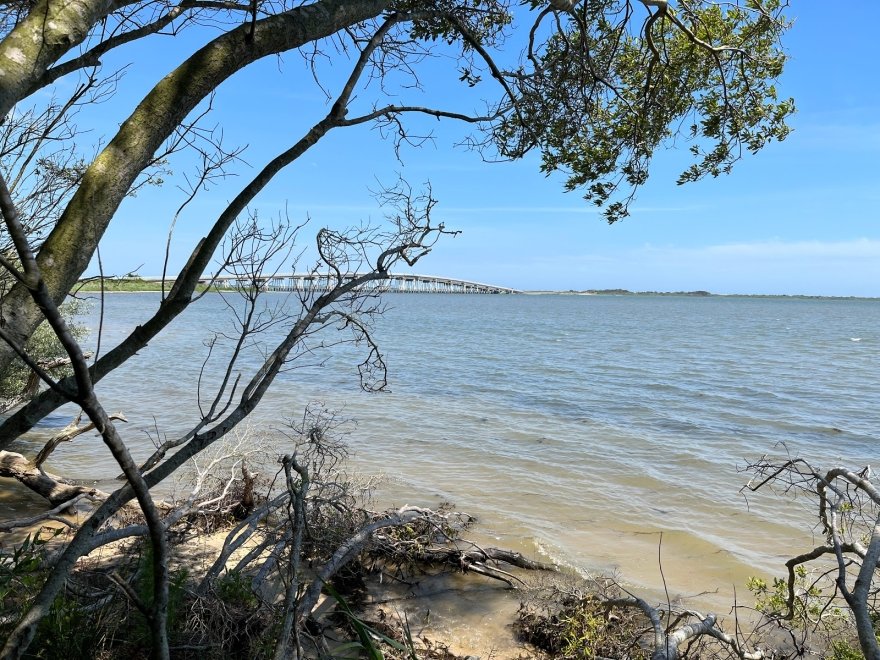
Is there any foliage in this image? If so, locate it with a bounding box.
[497,0,793,222]
[73,278,220,293]
[746,566,842,625]
[0,530,57,638]
[0,298,89,400]
[214,570,257,609]
[73,277,162,292]
[746,569,869,658]
[825,612,880,660]
[133,543,189,642]
[745,457,880,659]
[28,593,112,660]
[0,529,112,659]
[828,639,866,660]
[325,582,418,660]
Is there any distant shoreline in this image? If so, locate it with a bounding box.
[521,289,879,300]
[75,279,878,300]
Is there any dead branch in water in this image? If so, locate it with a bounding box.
[34,411,127,467]
[0,450,109,508]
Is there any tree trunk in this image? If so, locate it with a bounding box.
[0,0,120,119]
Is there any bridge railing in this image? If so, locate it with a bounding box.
[197,273,519,294]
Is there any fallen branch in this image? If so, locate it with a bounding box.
[603,598,766,660]
[34,411,128,467]
[372,526,557,586]
[0,450,109,507]
[410,544,555,586]
[297,506,434,621]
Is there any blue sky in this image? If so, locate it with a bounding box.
[80,2,879,296]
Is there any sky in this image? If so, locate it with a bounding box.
[72,1,880,296]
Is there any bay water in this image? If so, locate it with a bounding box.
[5,292,879,611]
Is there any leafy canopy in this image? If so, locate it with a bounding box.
[488,0,793,221]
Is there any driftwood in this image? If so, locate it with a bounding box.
[412,545,556,587]
[602,595,766,660]
[34,411,127,467]
[0,450,109,507]
[372,523,558,588]
[0,409,124,509]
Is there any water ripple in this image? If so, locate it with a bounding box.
[12,292,878,605]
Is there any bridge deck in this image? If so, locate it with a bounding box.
[143,273,519,294]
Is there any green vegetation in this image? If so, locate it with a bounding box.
[515,589,650,659]
[747,567,837,623]
[0,298,89,402]
[75,277,165,292]
[324,582,419,660]
[215,570,258,609]
[583,289,713,296]
[0,529,109,658]
[74,277,215,293]
[0,531,57,629]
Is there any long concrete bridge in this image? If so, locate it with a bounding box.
[203,273,520,294]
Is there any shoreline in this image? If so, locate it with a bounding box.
[76,283,879,300]
[0,501,760,660]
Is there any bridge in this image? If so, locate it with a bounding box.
[137,273,518,294]
[204,273,520,294]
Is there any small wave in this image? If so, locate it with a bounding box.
[533,539,574,573]
[851,337,862,342]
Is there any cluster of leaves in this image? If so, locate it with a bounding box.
[214,570,258,610]
[0,529,57,638]
[747,565,878,659]
[746,566,839,624]
[337,599,465,660]
[325,582,423,660]
[0,297,89,400]
[132,543,190,645]
[392,0,513,49]
[496,0,793,222]
[825,624,880,660]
